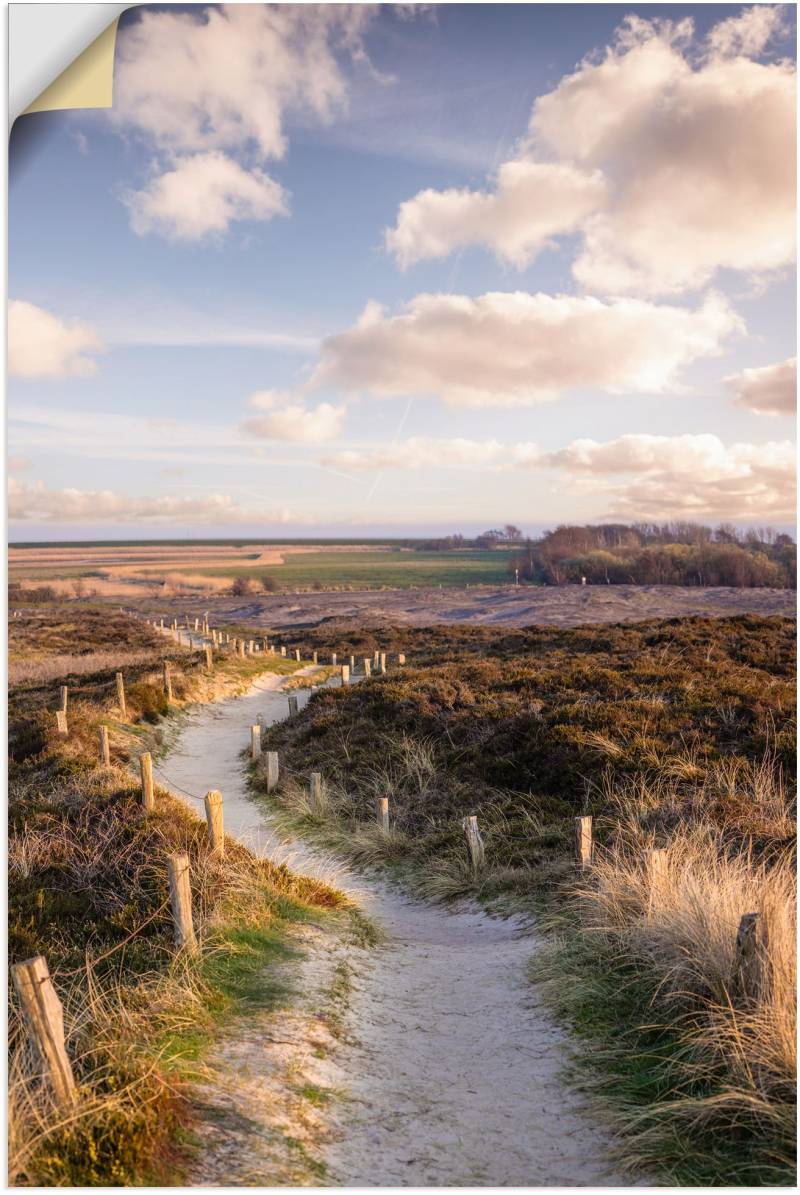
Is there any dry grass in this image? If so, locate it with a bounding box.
[539,760,796,1184]
[8,649,170,687]
[8,606,346,1185]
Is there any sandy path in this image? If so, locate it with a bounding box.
[155,671,628,1187]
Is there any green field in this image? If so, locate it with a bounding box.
[202,548,514,590]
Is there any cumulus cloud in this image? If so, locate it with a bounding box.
[724,356,797,415]
[387,8,796,294]
[313,290,741,406]
[124,152,288,240]
[113,5,374,239]
[387,161,606,269]
[7,478,300,524]
[240,390,345,442]
[9,300,104,379]
[544,433,796,521]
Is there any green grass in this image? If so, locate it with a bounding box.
[199,547,515,590]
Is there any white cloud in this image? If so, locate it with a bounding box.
[313,290,741,406]
[9,300,104,379]
[240,390,345,442]
[123,152,288,241]
[8,457,32,473]
[7,478,301,524]
[543,432,796,521]
[724,356,797,415]
[113,5,374,239]
[387,161,606,269]
[113,5,372,159]
[321,437,524,470]
[387,8,796,294]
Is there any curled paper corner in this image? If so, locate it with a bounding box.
[23,16,121,116]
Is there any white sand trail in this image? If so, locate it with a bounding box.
[156,672,630,1186]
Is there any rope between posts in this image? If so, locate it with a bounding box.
[151,766,206,803]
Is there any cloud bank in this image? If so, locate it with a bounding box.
[387,7,796,295]
[314,290,741,406]
[240,390,345,442]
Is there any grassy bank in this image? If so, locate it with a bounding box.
[255,614,796,1184]
[8,608,346,1185]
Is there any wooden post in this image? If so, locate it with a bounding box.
[349,654,356,671]
[643,848,669,888]
[312,651,318,665]
[574,815,593,868]
[309,772,322,812]
[362,658,371,677]
[341,664,350,685]
[373,650,379,667]
[140,752,154,811]
[238,640,245,658]
[734,912,761,1001]
[294,648,301,662]
[11,956,77,1108]
[59,685,68,713]
[163,663,173,702]
[167,852,197,953]
[331,652,337,667]
[249,640,255,655]
[250,725,262,760]
[379,652,387,674]
[288,694,299,717]
[115,672,127,718]
[280,646,286,657]
[194,618,199,631]
[205,646,213,671]
[204,791,224,857]
[99,725,110,767]
[463,815,485,872]
[55,710,68,736]
[265,751,279,793]
[377,797,390,832]
[398,653,406,665]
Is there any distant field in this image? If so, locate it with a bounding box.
[8,541,516,596]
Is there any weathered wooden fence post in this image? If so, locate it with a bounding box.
[250,725,262,760]
[205,646,213,671]
[643,847,669,888]
[288,694,299,717]
[312,651,318,665]
[204,791,224,857]
[349,654,356,671]
[734,911,761,1001]
[249,640,255,655]
[238,641,246,658]
[99,725,110,767]
[463,815,485,872]
[331,652,337,667]
[309,772,322,812]
[398,653,406,665]
[55,711,68,737]
[167,852,197,953]
[294,648,301,662]
[280,646,287,657]
[59,685,68,713]
[11,956,77,1108]
[574,815,593,868]
[163,663,173,702]
[377,797,390,832]
[341,664,350,685]
[379,652,387,674]
[265,751,279,793]
[362,658,371,677]
[115,672,127,718]
[140,752,154,811]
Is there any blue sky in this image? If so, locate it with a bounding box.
[8,3,797,539]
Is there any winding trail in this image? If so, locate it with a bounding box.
[156,670,628,1186]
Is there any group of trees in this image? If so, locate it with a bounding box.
[511,523,796,589]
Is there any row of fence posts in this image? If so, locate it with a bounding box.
[25,616,416,1105]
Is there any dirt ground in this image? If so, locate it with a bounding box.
[132,584,795,632]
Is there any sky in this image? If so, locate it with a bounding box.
[8,2,797,541]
